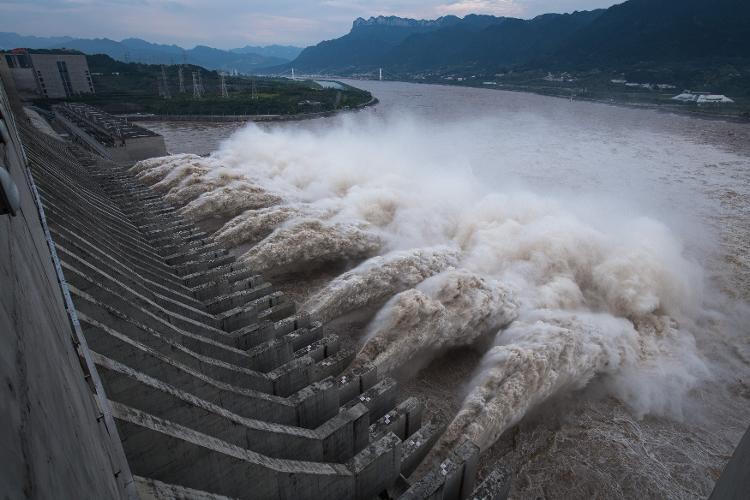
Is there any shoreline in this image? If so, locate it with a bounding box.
[552,93,750,124]
[122,96,379,123]
[450,84,750,124]
[343,77,750,124]
[433,81,750,124]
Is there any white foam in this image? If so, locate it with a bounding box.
[435,311,708,456]
[137,114,718,458]
[355,269,519,374]
[240,219,382,274]
[305,246,461,322]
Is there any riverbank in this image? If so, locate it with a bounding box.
[488,84,750,123]
[123,96,379,123]
[343,75,750,123]
[577,95,750,123]
[472,83,750,123]
[33,64,375,119]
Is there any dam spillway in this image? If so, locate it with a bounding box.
[0,76,510,497]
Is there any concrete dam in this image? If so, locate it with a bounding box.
[0,70,511,497]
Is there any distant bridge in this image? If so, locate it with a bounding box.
[270,67,393,82]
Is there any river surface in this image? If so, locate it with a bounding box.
[137,81,750,499]
[140,81,750,300]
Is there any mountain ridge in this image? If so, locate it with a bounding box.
[229,44,302,60]
[0,33,302,73]
[285,0,750,75]
[352,15,459,29]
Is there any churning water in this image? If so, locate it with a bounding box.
[137,81,750,499]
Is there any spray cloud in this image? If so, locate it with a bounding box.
[133,112,718,459]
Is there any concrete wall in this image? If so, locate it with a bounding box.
[0,76,134,499]
[52,111,114,160]
[710,426,750,500]
[9,68,38,96]
[0,54,39,97]
[119,135,168,162]
[28,54,94,98]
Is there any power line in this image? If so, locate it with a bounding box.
[160,65,171,99]
[192,71,202,98]
[178,66,185,93]
[220,73,229,98]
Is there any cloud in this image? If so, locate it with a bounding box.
[436,0,524,16]
[0,0,620,47]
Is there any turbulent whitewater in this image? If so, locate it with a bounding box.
[354,269,518,375]
[134,97,750,498]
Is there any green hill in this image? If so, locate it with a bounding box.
[32,54,372,116]
[286,0,750,81]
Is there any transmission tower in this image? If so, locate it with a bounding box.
[160,65,171,99]
[192,71,202,98]
[379,68,383,81]
[251,78,258,100]
[178,66,185,93]
[220,73,229,98]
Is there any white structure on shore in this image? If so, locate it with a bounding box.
[672,92,734,104]
[544,72,575,82]
[611,79,675,90]
[672,92,698,102]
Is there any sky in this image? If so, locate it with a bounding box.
[0,0,622,49]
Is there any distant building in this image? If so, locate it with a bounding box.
[544,72,575,82]
[612,79,676,90]
[672,92,698,102]
[697,94,734,104]
[0,49,94,98]
[671,92,734,104]
[625,82,654,89]
[297,100,322,112]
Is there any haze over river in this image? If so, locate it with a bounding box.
[137,81,750,499]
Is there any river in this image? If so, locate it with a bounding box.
[136,81,750,499]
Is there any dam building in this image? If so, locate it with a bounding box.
[51,102,168,162]
[0,66,511,498]
[1,49,748,500]
[0,49,94,99]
